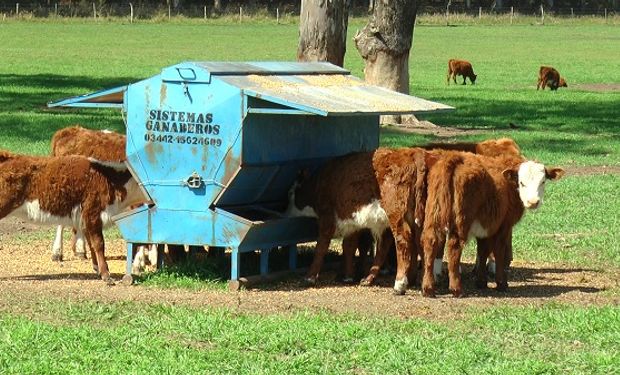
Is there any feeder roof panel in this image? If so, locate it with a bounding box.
[192,61,349,75]
[221,73,454,116]
[47,85,126,108]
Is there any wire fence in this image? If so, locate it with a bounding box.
[0,2,617,22]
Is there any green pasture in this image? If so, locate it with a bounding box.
[0,19,619,373]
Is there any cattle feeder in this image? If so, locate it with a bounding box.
[48,61,453,289]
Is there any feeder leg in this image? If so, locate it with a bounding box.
[122,243,135,285]
[156,244,165,270]
[229,247,242,291]
[288,244,298,271]
[260,248,270,276]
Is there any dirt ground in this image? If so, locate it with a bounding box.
[0,216,618,320]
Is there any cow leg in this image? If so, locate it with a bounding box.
[361,229,393,286]
[446,70,452,85]
[341,232,359,284]
[462,76,466,85]
[305,221,335,285]
[493,231,511,292]
[83,221,113,285]
[421,232,443,298]
[475,238,492,289]
[51,225,64,261]
[72,227,87,260]
[446,236,466,298]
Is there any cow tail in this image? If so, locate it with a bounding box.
[430,155,461,235]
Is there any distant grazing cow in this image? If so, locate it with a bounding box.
[0,150,145,283]
[537,66,567,91]
[447,59,477,85]
[50,126,126,261]
[357,138,523,287]
[288,147,430,294]
[420,152,564,297]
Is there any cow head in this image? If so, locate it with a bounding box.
[559,77,568,88]
[503,161,565,209]
[471,74,477,84]
[285,169,318,218]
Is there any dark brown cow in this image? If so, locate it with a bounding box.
[50,126,126,261]
[357,138,524,287]
[420,151,564,297]
[537,66,567,91]
[0,150,145,283]
[447,59,477,85]
[288,147,431,294]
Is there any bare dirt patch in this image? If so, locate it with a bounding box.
[382,120,484,137]
[573,83,620,92]
[0,225,617,320]
[563,165,620,176]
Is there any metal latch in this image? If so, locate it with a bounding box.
[185,172,203,189]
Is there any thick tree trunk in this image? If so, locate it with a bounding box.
[297,0,350,67]
[354,0,417,125]
[213,0,221,13]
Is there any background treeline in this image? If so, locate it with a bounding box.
[1,0,617,18]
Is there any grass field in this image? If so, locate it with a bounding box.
[0,19,619,374]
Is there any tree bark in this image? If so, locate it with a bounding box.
[297,0,350,67]
[354,0,417,125]
[213,0,221,13]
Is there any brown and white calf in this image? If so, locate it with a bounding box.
[0,150,144,283]
[537,66,567,91]
[420,152,564,297]
[356,138,524,287]
[50,126,126,261]
[288,147,430,293]
[447,59,477,85]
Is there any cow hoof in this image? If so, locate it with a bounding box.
[450,289,463,298]
[51,254,62,262]
[392,288,406,296]
[342,277,355,285]
[421,288,436,298]
[303,276,318,286]
[359,276,374,287]
[102,277,115,286]
[496,282,508,292]
[393,277,408,295]
[75,252,87,260]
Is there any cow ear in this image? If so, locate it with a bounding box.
[546,167,565,181]
[502,168,518,182]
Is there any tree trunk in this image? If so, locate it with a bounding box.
[213,0,221,13]
[354,0,417,125]
[297,0,350,67]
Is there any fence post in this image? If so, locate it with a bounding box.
[510,6,513,24]
[276,7,279,24]
[92,2,96,19]
[16,3,19,17]
[571,7,574,17]
[478,6,482,19]
[239,6,242,22]
[54,2,57,16]
[446,0,451,26]
[540,4,544,25]
[604,8,607,21]
[129,2,133,23]
[203,5,206,20]
[168,4,171,20]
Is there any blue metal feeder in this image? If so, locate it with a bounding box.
[49,61,452,288]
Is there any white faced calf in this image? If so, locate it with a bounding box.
[421,152,564,298]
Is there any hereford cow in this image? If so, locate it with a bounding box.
[357,138,524,287]
[288,147,430,293]
[447,59,477,85]
[0,150,145,283]
[50,126,126,261]
[537,66,567,91]
[420,152,564,297]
